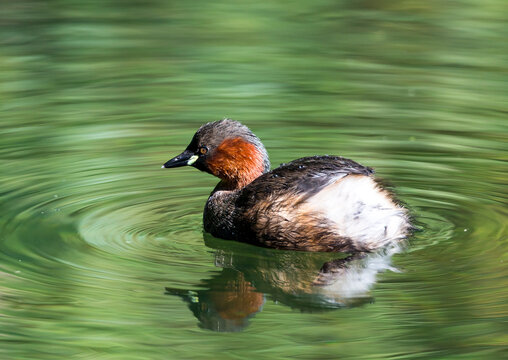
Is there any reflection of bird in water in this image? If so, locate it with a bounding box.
[167,269,264,332]
[166,235,402,332]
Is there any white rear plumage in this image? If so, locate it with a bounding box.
[305,175,409,249]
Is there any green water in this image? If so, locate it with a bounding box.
[1,0,507,359]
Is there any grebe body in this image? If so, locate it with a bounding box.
[163,119,410,252]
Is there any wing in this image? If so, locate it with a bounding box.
[236,155,374,207]
[233,156,376,251]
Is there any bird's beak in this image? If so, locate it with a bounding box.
[162,150,198,168]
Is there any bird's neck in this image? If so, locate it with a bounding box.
[207,137,269,190]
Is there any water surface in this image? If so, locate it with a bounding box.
[1,1,507,359]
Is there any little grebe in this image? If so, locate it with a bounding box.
[162,119,410,252]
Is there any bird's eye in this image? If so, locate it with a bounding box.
[199,146,208,155]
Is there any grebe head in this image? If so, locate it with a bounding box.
[162,119,270,189]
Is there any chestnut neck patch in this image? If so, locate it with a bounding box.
[206,137,266,190]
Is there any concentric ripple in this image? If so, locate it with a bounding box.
[1,120,506,357]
